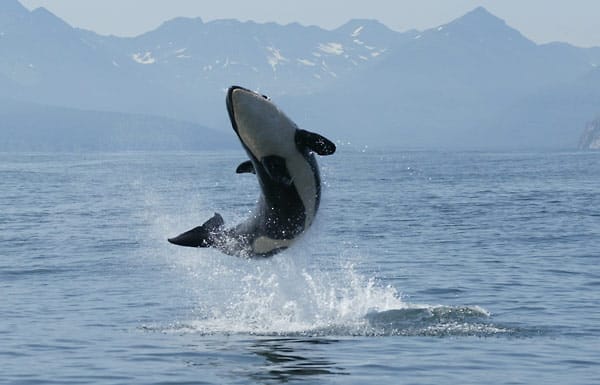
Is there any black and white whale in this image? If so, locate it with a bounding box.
[168,86,336,257]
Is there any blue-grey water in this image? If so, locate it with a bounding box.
[1,149,599,384]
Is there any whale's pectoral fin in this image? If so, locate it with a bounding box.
[168,213,224,248]
[295,129,336,156]
[236,160,255,174]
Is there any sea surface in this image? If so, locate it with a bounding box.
[1,149,599,384]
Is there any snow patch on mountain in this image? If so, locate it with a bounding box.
[351,26,364,37]
[266,46,288,71]
[297,58,316,66]
[132,52,156,64]
[318,42,344,55]
[174,48,191,58]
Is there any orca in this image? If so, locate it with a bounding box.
[168,86,336,257]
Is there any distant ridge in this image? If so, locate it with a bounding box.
[0,99,234,152]
[2,2,600,149]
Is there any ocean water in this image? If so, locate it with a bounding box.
[1,149,599,384]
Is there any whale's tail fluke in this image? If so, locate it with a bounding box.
[168,213,224,248]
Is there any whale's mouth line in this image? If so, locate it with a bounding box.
[226,86,261,167]
[226,85,251,137]
[226,86,239,135]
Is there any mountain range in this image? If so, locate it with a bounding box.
[1,0,600,150]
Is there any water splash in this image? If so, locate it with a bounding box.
[151,248,512,337]
[180,254,402,334]
[147,185,509,337]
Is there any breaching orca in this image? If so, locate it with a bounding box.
[168,86,336,257]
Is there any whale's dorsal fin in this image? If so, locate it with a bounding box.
[236,160,255,174]
[295,129,336,156]
[203,212,225,231]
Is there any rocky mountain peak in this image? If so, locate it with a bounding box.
[440,6,534,47]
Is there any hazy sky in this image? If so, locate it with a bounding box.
[19,0,600,48]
